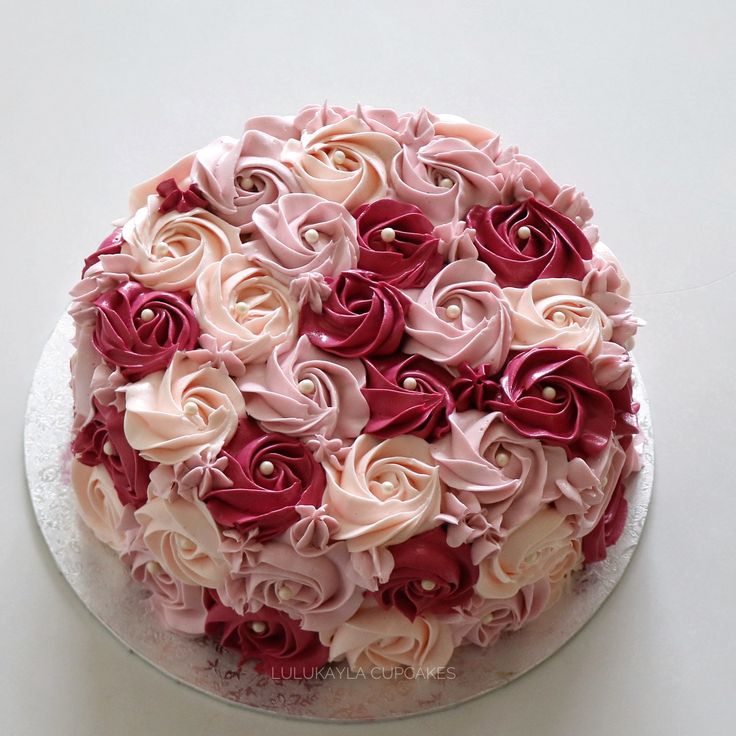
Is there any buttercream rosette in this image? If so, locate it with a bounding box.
[69,104,641,679]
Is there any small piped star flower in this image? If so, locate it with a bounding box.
[156,177,208,213]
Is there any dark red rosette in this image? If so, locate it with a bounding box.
[373,527,477,620]
[201,419,325,541]
[581,478,629,563]
[608,377,640,438]
[361,354,455,440]
[353,198,443,288]
[156,177,208,213]
[204,591,329,678]
[82,228,123,275]
[71,399,154,508]
[450,362,503,412]
[493,347,615,457]
[92,282,199,381]
[466,197,593,288]
[300,270,409,358]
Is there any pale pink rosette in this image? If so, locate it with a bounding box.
[323,434,443,552]
[245,193,358,285]
[443,579,554,647]
[431,411,567,531]
[325,601,455,672]
[404,259,513,369]
[192,253,298,365]
[503,277,613,357]
[239,335,369,442]
[71,459,129,553]
[281,115,400,210]
[123,353,245,465]
[134,495,229,589]
[190,131,301,233]
[231,542,364,631]
[555,435,626,536]
[390,135,504,226]
[125,528,207,636]
[475,507,582,599]
[107,197,239,292]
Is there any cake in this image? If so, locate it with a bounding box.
[68,104,641,679]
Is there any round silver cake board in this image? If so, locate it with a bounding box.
[24,313,654,721]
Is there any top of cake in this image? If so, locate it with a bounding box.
[68,104,641,679]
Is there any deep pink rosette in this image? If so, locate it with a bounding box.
[372,527,477,620]
[300,270,409,358]
[361,354,455,440]
[466,197,592,288]
[92,282,199,381]
[495,347,614,457]
[201,419,326,541]
[71,400,154,508]
[204,592,329,678]
[82,227,124,275]
[353,198,443,288]
[581,477,629,563]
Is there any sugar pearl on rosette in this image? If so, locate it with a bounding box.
[259,460,275,476]
[517,226,531,240]
[234,301,249,316]
[304,228,320,245]
[445,304,461,320]
[542,386,557,400]
[381,227,396,243]
[439,177,453,188]
[495,450,510,468]
[139,308,155,322]
[250,621,267,634]
[239,175,256,191]
[332,149,346,165]
[154,242,169,258]
[298,378,315,394]
[102,441,115,456]
[552,310,567,325]
[402,376,418,390]
[183,400,199,416]
[421,579,437,591]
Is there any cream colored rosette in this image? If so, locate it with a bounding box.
[192,252,298,365]
[134,495,228,589]
[323,434,443,552]
[476,507,582,599]
[118,196,240,291]
[71,459,128,553]
[123,353,245,464]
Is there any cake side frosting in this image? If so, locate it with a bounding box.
[68,104,641,679]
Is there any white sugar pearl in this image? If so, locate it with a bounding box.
[139,308,155,322]
[333,149,346,165]
[552,310,567,325]
[482,613,494,625]
[102,441,115,456]
[145,561,161,575]
[240,176,255,191]
[154,243,169,257]
[439,177,453,188]
[380,481,395,495]
[420,579,437,591]
[259,460,275,476]
[304,228,320,245]
[445,304,461,320]
[234,301,249,315]
[542,386,557,401]
[517,226,531,240]
[250,621,267,634]
[496,451,510,468]
[402,376,418,390]
[183,400,198,416]
[380,227,396,243]
[298,378,315,395]
[277,586,294,601]
[177,536,195,552]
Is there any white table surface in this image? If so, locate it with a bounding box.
[2,1,734,734]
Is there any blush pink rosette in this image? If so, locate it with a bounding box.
[431,410,568,531]
[239,335,369,442]
[282,115,400,210]
[123,353,246,464]
[231,542,364,631]
[191,131,301,233]
[325,601,455,672]
[504,277,613,357]
[404,259,513,369]
[71,459,130,553]
[323,434,444,552]
[134,495,229,589]
[192,253,298,365]
[246,193,358,284]
[108,196,240,292]
[475,507,582,599]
